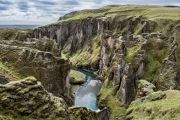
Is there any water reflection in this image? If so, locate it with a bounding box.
[72,66,102,111]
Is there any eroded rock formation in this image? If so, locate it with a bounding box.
[0,77,69,119]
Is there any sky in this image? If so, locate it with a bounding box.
[0,0,180,25]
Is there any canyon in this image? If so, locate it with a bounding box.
[0,5,180,120]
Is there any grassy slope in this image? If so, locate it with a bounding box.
[51,5,180,25]
[127,90,180,120]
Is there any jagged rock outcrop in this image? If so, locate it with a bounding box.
[136,80,155,99]
[119,64,135,104]
[0,28,33,41]
[0,77,70,119]
[69,106,98,120]
[125,90,178,120]
[69,106,110,120]
[156,34,180,90]
[157,57,180,90]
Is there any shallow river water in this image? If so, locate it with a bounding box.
[72,66,102,111]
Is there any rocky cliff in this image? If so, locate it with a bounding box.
[32,5,180,119]
[0,38,72,105]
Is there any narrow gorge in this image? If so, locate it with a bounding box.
[0,5,180,120]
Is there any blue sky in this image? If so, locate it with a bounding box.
[0,0,180,25]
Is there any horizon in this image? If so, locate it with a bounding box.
[0,0,180,25]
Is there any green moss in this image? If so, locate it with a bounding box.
[125,44,140,63]
[70,38,100,68]
[98,79,127,119]
[127,90,180,120]
[61,49,67,58]
[91,34,97,40]
[69,70,86,84]
[98,87,127,119]
[141,39,170,82]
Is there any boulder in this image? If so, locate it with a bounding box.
[0,77,69,119]
[69,70,86,85]
[136,80,155,99]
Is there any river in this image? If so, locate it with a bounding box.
[71,66,102,111]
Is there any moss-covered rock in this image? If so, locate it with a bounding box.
[0,44,71,105]
[0,28,33,41]
[69,70,86,85]
[69,106,98,120]
[136,80,155,99]
[0,77,69,120]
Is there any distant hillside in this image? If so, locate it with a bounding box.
[55,5,180,24]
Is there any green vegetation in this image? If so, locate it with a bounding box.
[141,39,170,82]
[127,90,180,120]
[47,5,180,26]
[69,70,86,84]
[70,37,100,68]
[91,34,98,40]
[98,79,127,119]
[125,43,141,63]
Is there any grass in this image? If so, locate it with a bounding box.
[44,5,180,27]
[125,43,141,63]
[127,90,180,120]
[98,87,127,119]
[91,34,98,40]
[70,37,100,67]
[0,59,20,81]
[61,49,67,58]
[98,79,127,119]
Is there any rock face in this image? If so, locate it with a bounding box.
[0,77,69,120]
[69,106,98,120]
[157,57,180,90]
[0,28,33,41]
[156,24,180,90]
[0,42,71,105]
[119,64,135,104]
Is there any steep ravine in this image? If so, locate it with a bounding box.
[0,5,180,120]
